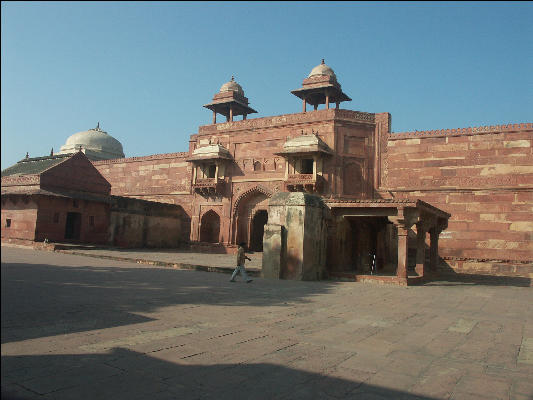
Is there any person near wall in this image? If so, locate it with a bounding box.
[230,243,253,283]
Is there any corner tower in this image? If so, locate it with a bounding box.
[291,59,351,112]
[203,76,257,124]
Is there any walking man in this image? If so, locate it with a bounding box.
[230,242,253,283]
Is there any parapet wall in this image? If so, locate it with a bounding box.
[386,123,533,269]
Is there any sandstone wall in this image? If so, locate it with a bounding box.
[93,152,193,206]
[1,197,38,241]
[385,124,533,273]
[108,196,183,248]
[35,196,109,244]
[93,153,192,242]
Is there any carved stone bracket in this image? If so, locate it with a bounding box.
[388,208,419,232]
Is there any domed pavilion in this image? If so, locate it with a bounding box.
[291,59,351,112]
[203,76,257,123]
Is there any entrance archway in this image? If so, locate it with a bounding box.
[232,187,271,247]
[200,210,220,243]
[250,210,268,252]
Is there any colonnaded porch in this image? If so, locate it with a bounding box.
[325,199,450,285]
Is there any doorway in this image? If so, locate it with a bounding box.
[200,210,220,243]
[250,210,268,252]
[344,216,390,274]
[65,212,82,240]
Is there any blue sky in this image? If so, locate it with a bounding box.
[2,2,532,169]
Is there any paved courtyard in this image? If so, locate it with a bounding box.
[2,246,533,400]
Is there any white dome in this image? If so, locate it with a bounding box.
[308,59,337,81]
[59,124,125,160]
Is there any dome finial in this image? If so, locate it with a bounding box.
[96,122,100,130]
[231,75,235,81]
[321,58,325,65]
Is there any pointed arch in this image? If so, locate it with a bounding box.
[233,185,272,216]
[231,185,272,246]
[200,209,221,243]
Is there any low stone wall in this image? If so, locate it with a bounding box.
[188,242,238,254]
[109,196,184,248]
[439,257,533,278]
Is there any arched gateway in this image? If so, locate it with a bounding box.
[231,186,272,250]
[200,210,220,243]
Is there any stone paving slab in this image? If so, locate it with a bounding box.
[2,246,533,400]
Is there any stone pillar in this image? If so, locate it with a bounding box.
[314,104,318,111]
[229,106,234,122]
[389,209,419,282]
[243,114,247,120]
[246,210,252,249]
[415,224,426,276]
[336,102,340,109]
[430,230,440,271]
[212,111,217,124]
[232,214,239,244]
[397,227,408,279]
[325,95,330,109]
[302,99,307,113]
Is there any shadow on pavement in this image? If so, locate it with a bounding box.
[1,348,438,400]
[423,273,531,287]
[422,256,532,287]
[1,261,338,344]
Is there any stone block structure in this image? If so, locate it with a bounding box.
[262,192,328,281]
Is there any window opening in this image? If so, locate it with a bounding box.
[207,164,216,178]
[301,158,314,174]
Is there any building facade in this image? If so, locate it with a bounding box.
[91,61,533,280]
[3,60,532,282]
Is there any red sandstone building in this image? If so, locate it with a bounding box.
[2,60,532,283]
